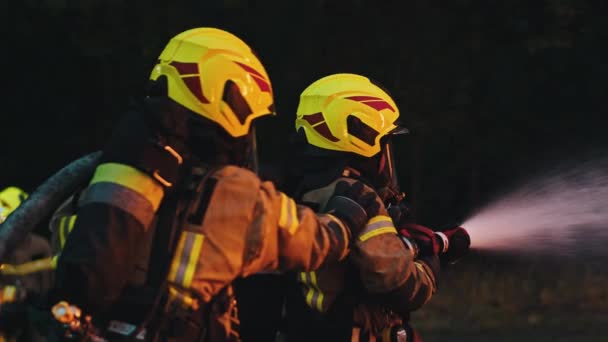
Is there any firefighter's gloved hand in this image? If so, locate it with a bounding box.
[399,223,440,257]
[438,226,470,266]
[326,181,381,237]
[387,201,411,226]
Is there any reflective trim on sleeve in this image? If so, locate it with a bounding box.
[59,215,77,249]
[59,216,67,248]
[435,231,449,253]
[1,257,56,276]
[324,213,350,260]
[90,163,164,211]
[358,215,397,242]
[168,285,200,311]
[81,182,156,229]
[416,262,436,288]
[167,231,205,288]
[300,271,325,312]
[399,234,417,258]
[0,286,17,303]
[278,193,299,235]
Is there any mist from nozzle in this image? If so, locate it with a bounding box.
[462,157,608,256]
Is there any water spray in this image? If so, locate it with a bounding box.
[461,157,608,256]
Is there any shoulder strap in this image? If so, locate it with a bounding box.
[146,163,217,287]
[120,163,218,341]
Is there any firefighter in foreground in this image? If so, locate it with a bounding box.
[49,28,384,341]
[1,187,53,342]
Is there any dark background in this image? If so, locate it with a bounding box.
[3,0,608,228]
[3,1,608,340]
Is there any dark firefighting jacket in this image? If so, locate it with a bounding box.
[52,158,351,337]
[295,175,438,335]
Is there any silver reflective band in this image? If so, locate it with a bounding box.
[397,328,408,342]
[399,235,416,257]
[435,232,450,254]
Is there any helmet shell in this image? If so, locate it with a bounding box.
[0,186,28,218]
[149,28,274,137]
[295,73,400,157]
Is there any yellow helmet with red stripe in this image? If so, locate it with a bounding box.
[149,28,274,137]
[295,74,401,157]
[0,187,28,222]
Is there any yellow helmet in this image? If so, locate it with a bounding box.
[149,28,274,137]
[295,73,402,157]
[0,187,28,221]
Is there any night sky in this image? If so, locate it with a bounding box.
[3,0,607,232]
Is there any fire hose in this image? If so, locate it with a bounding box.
[0,152,101,262]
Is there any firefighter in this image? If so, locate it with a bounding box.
[277,74,469,341]
[1,187,53,342]
[49,28,383,341]
[0,187,28,224]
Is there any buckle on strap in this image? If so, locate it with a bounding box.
[107,320,146,340]
[150,143,183,188]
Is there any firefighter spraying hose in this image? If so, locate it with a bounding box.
[387,198,471,267]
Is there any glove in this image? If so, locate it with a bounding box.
[398,223,440,257]
[325,181,381,238]
[437,226,470,265]
[386,201,411,227]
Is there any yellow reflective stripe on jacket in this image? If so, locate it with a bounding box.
[90,163,164,211]
[416,262,436,295]
[59,214,77,249]
[359,215,397,242]
[0,285,17,304]
[300,271,325,312]
[168,285,200,311]
[168,231,205,288]
[325,213,350,260]
[0,257,56,276]
[278,193,299,235]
